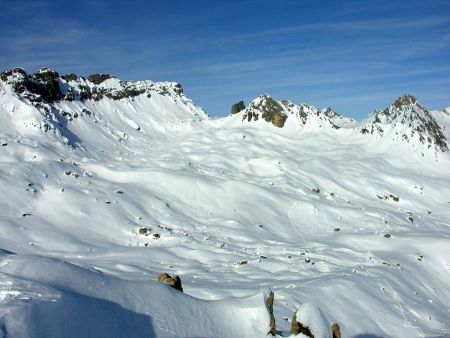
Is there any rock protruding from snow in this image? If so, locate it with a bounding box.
[237,94,346,130]
[360,94,448,152]
[290,302,331,338]
[264,290,276,336]
[157,273,183,292]
[332,323,342,338]
[230,100,246,115]
[0,67,191,105]
[0,67,63,102]
[87,73,115,85]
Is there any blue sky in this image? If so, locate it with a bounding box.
[1,0,449,119]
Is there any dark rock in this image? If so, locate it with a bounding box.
[138,227,151,235]
[104,87,145,100]
[173,83,183,95]
[31,68,63,102]
[1,67,63,102]
[61,73,77,82]
[384,233,391,238]
[64,89,74,101]
[230,100,245,115]
[157,273,183,292]
[87,73,114,85]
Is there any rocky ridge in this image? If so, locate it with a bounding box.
[234,93,448,152]
[1,67,448,153]
[0,67,206,146]
[0,67,186,104]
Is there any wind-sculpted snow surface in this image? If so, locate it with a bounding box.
[0,253,275,338]
[0,68,450,337]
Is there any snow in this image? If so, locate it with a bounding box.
[0,253,273,338]
[0,70,450,337]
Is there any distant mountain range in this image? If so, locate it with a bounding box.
[0,67,448,153]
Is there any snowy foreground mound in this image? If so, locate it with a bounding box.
[0,252,277,338]
[1,68,450,337]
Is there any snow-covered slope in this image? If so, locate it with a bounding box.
[1,68,450,338]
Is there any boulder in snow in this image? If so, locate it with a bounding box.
[157,273,183,292]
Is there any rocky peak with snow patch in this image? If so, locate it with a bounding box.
[242,94,287,127]
[238,94,342,130]
[360,94,448,152]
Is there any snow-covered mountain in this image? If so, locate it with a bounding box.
[1,67,450,338]
[359,94,448,152]
[0,67,207,153]
[234,93,354,130]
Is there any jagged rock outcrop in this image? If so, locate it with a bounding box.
[0,67,62,102]
[239,94,343,129]
[157,273,183,292]
[230,100,245,115]
[360,94,448,152]
[242,94,287,127]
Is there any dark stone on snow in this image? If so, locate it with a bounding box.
[230,100,245,115]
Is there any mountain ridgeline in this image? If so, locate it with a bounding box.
[231,93,448,152]
[0,67,448,153]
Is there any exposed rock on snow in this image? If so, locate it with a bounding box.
[243,94,287,127]
[231,100,246,115]
[87,73,115,85]
[157,273,183,292]
[0,67,62,102]
[265,290,276,336]
[290,302,331,338]
[331,323,341,338]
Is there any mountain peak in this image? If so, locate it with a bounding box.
[360,95,448,152]
[393,94,417,108]
[241,94,287,127]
